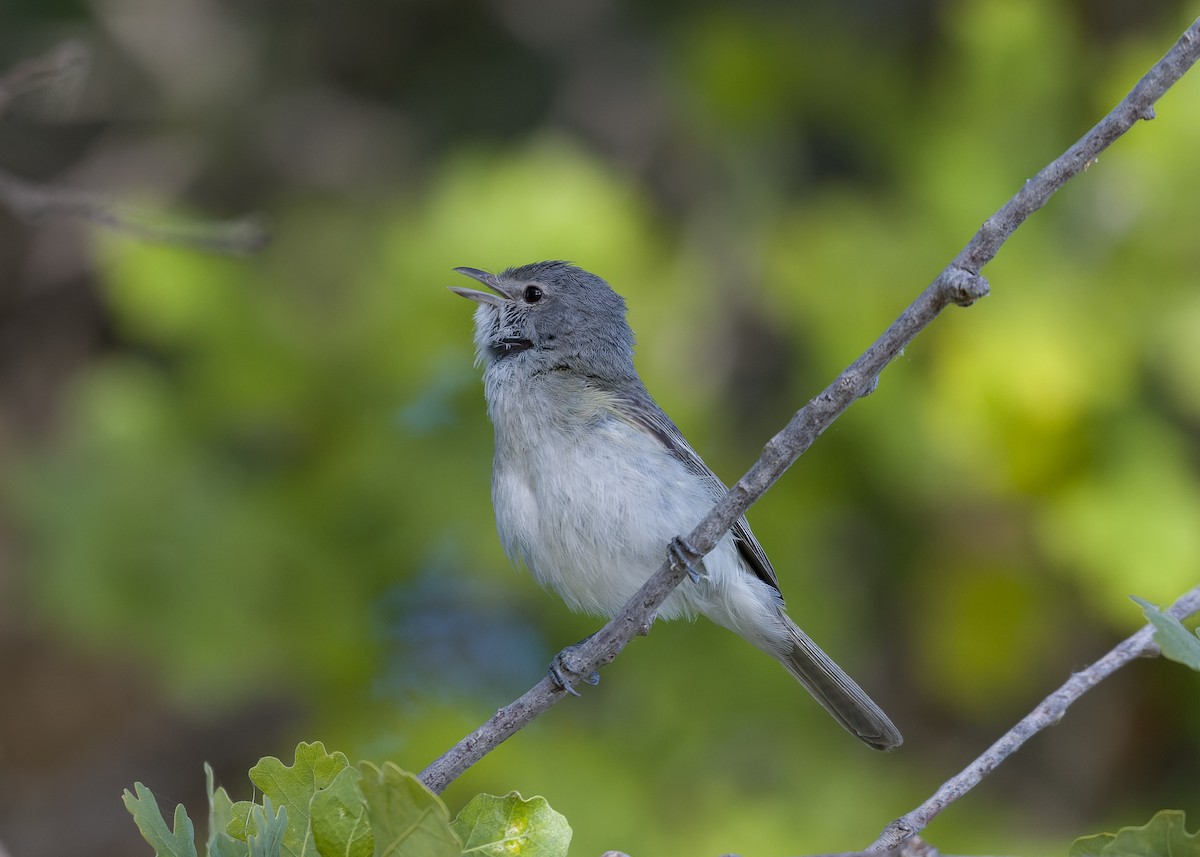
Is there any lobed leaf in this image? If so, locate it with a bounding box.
[309,765,374,857]
[248,741,351,857]
[451,792,571,857]
[1071,809,1200,857]
[248,797,289,857]
[228,800,257,842]
[358,760,461,857]
[207,762,246,857]
[122,782,199,857]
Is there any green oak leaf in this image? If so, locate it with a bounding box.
[122,782,198,857]
[247,741,351,857]
[1132,596,1200,670]
[228,800,257,842]
[1071,809,1200,857]
[451,792,571,857]
[248,797,289,857]
[207,763,245,857]
[309,765,373,857]
[358,761,461,857]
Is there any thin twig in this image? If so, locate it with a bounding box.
[0,167,271,255]
[868,585,1200,852]
[0,41,89,119]
[0,46,269,255]
[952,17,1200,275]
[418,15,1200,796]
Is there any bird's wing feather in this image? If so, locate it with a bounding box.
[610,384,781,595]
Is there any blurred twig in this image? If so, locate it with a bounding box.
[0,43,269,255]
[0,41,89,118]
[869,585,1200,852]
[418,15,1200,796]
[0,167,270,255]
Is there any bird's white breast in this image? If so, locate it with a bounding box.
[483,365,773,634]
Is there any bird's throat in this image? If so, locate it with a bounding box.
[489,337,534,359]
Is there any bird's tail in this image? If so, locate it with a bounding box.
[775,618,903,751]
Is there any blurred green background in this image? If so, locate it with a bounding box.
[1,1,1199,855]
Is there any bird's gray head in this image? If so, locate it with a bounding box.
[451,261,637,380]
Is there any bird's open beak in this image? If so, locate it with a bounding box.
[450,267,511,306]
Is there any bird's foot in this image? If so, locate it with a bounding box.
[668,536,703,584]
[549,635,601,696]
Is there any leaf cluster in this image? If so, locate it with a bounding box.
[122,742,570,857]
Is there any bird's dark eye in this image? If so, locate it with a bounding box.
[523,285,544,303]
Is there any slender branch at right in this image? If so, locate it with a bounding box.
[955,16,1200,275]
[955,15,1200,273]
[868,585,1200,852]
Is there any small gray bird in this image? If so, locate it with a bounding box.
[451,261,902,751]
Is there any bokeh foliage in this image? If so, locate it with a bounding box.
[3,1,1200,855]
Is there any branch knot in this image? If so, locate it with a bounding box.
[939,266,990,307]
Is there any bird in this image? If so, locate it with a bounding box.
[451,261,901,750]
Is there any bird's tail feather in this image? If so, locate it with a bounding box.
[776,619,903,751]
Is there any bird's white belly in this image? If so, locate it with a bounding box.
[485,370,786,650]
[493,412,719,618]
